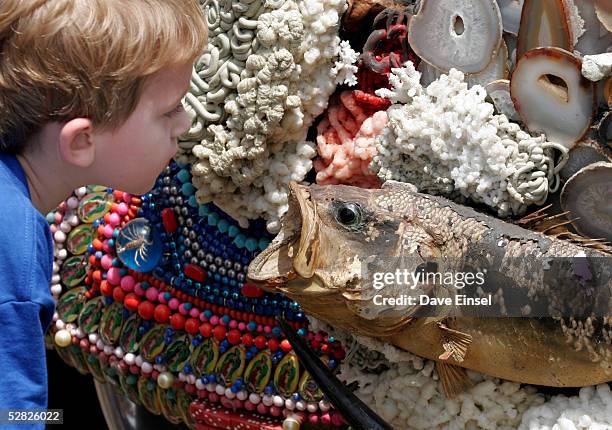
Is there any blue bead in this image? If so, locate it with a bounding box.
[292,393,301,401]
[95,251,103,259]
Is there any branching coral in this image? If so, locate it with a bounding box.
[314,91,387,188]
[180,0,347,233]
[371,62,568,217]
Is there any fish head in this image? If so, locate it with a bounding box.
[248,181,440,336]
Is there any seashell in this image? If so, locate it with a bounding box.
[98,301,126,345]
[516,0,572,60]
[215,345,246,386]
[408,0,503,74]
[467,40,509,88]
[561,161,612,241]
[243,350,272,393]
[574,0,612,56]
[510,47,595,149]
[559,139,611,182]
[77,296,105,334]
[138,377,162,415]
[273,352,300,397]
[55,287,87,323]
[189,338,219,376]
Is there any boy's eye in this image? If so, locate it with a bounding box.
[165,103,185,117]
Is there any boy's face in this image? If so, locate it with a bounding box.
[91,62,193,195]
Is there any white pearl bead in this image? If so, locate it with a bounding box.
[124,353,135,365]
[206,383,215,392]
[60,222,71,233]
[178,373,186,382]
[249,393,261,404]
[96,340,105,350]
[273,395,284,407]
[75,328,85,339]
[215,384,225,395]
[282,416,301,430]
[55,320,65,330]
[319,399,330,412]
[114,347,124,358]
[195,379,205,390]
[52,262,59,273]
[307,402,317,413]
[236,390,248,401]
[188,375,196,385]
[103,345,113,355]
[54,329,72,347]
[88,333,99,344]
[52,312,59,322]
[263,395,274,406]
[68,214,80,226]
[67,196,79,209]
[51,274,60,284]
[157,372,174,389]
[141,362,153,374]
[54,231,66,243]
[76,187,87,197]
[285,399,296,410]
[225,388,235,399]
[50,285,62,296]
[57,249,68,260]
[296,400,306,411]
[135,355,144,367]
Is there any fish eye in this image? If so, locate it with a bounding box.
[334,202,363,228]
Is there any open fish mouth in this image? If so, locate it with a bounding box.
[247,182,320,287]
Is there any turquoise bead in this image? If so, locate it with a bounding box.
[181,183,196,196]
[228,226,239,238]
[258,238,270,251]
[188,195,198,207]
[217,219,229,234]
[198,205,210,217]
[245,238,258,252]
[208,213,219,226]
[233,234,246,248]
[177,169,191,183]
[46,212,55,223]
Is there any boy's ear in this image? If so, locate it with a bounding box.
[58,118,96,168]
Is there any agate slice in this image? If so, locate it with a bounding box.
[408,0,503,74]
[594,0,612,32]
[575,0,612,56]
[561,161,612,242]
[486,79,520,121]
[497,0,524,35]
[516,0,572,60]
[511,47,595,148]
[467,41,509,88]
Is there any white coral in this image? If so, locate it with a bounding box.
[309,317,612,430]
[331,39,359,86]
[371,62,567,217]
[181,0,347,233]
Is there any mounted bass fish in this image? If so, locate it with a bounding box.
[248,181,612,397]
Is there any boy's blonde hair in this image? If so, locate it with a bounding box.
[0,0,208,153]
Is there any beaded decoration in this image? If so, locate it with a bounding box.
[47,163,347,430]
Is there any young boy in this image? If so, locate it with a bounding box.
[0,0,207,424]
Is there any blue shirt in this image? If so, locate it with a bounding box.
[0,153,55,429]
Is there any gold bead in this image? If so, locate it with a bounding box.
[157,371,174,389]
[282,416,301,430]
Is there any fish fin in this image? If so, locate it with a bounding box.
[437,322,472,363]
[435,361,473,399]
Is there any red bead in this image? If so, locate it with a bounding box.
[254,335,266,350]
[162,208,178,233]
[154,304,171,323]
[267,338,279,352]
[241,333,253,347]
[185,318,200,335]
[241,283,264,298]
[280,339,292,352]
[170,313,186,330]
[199,322,213,338]
[112,287,125,303]
[184,264,207,282]
[100,280,113,296]
[213,325,226,342]
[227,329,241,345]
[124,293,140,311]
[138,301,155,320]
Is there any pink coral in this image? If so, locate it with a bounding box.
[314,91,388,188]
